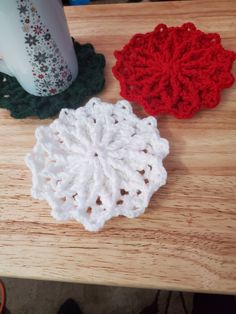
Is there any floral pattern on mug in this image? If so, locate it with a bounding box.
[17,0,73,96]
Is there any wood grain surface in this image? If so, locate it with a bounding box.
[0,0,236,294]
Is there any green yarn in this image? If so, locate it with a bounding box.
[0,41,105,119]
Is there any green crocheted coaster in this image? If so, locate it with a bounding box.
[0,41,105,119]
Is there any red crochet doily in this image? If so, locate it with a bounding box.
[113,23,236,118]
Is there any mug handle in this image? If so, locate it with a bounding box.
[0,57,14,76]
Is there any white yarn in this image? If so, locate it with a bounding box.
[25,98,169,231]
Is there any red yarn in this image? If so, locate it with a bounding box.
[113,23,236,119]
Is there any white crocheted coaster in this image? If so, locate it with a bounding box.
[25,98,169,231]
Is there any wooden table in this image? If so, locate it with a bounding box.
[0,0,236,294]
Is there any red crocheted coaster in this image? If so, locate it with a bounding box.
[113,23,236,119]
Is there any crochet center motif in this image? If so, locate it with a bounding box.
[113,22,236,118]
[25,98,169,231]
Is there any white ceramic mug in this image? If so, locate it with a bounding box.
[0,0,78,96]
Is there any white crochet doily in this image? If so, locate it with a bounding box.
[25,98,169,231]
